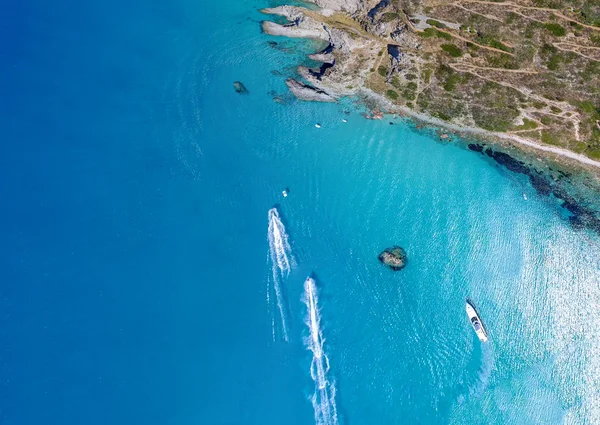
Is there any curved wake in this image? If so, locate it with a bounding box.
[303,277,339,425]
[267,207,294,341]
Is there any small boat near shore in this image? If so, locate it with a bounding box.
[466,299,488,342]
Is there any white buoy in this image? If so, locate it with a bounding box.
[315,123,321,128]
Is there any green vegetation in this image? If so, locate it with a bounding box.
[444,74,462,91]
[477,34,513,52]
[487,53,519,69]
[588,148,600,160]
[470,82,521,131]
[381,12,399,23]
[403,90,416,101]
[386,89,399,100]
[580,1,600,27]
[423,68,433,83]
[579,101,600,115]
[406,81,418,90]
[405,73,417,80]
[378,66,388,77]
[540,44,563,70]
[547,54,562,70]
[513,118,539,131]
[532,0,561,8]
[543,23,566,36]
[550,106,562,113]
[505,12,518,24]
[420,28,452,40]
[541,130,560,145]
[435,111,451,121]
[441,44,463,57]
[426,19,446,28]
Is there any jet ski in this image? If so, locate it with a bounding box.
[466,299,488,342]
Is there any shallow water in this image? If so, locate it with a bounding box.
[1,0,600,424]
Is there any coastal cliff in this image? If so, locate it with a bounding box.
[261,0,600,167]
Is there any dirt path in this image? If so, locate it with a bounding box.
[383,99,600,169]
[452,63,539,73]
[417,27,515,55]
[553,42,600,62]
[449,62,582,140]
[459,0,600,31]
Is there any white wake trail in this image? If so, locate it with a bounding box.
[303,277,339,425]
[267,207,294,341]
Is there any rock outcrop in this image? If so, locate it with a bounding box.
[233,81,248,94]
[261,4,408,102]
[285,79,336,102]
[262,20,328,40]
[261,6,329,40]
[378,246,407,271]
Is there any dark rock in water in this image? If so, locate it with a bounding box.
[528,172,552,196]
[378,246,407,271]
[268,41,278,47]
[467,144,484,153]
[473,146,600,236]
[484,148,529,175]
[233,81,249,94]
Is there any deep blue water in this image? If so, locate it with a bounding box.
[1,0,600,424]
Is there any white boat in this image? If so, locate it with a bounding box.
[466,300,488,342]
[282,189,288,198]
[315,123,321,128]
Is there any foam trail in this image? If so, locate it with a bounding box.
[470,343,496,398]
[303,277,339,425]
[267,208,294,341]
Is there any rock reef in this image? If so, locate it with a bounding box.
[378,246,407,271]
[233,81,249,94]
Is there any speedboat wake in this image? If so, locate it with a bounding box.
[303,277,339,425]
[267,207,295,341]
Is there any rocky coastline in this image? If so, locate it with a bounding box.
[259,1,600,172]
[259,0,600,237]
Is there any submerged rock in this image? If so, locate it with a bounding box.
[233,81,249,94]
[378,246,407,271]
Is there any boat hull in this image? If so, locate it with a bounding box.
[466,301,489,342]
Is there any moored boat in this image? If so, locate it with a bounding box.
[466,299,488,342]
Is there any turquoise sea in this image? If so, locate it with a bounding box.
[1,0,600,424]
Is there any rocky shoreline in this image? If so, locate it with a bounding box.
[259,1,600,173]
[259,0,600,237]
